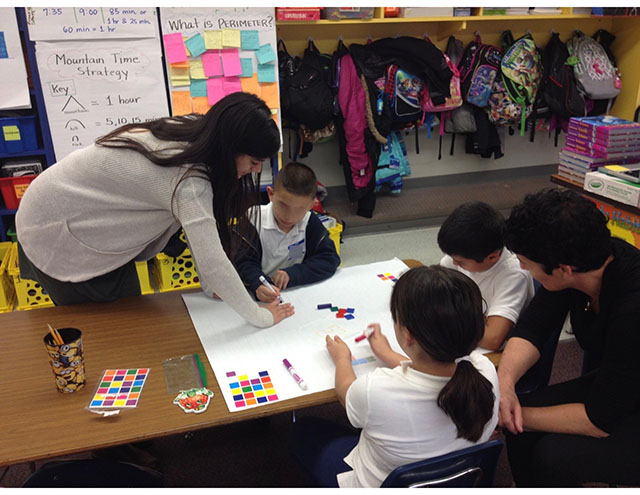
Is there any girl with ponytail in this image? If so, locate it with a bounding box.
[289,265,499,488]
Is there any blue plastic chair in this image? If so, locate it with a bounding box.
[380,439,503,488]
[22,459,163,487]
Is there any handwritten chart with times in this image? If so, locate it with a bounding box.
[26,7,169,161]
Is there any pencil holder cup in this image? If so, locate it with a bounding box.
[43,328,86,394]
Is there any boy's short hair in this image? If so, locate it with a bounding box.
[506,188,612,274]
[437,201,506,262]
[273,162,317,198]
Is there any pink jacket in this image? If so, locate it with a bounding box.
[338,54,373,189]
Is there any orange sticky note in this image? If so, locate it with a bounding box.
[240,73,261,97]
[192,96,211,115]
[170,60,190,69]
[259,82,279,109]
[171,91,192,116]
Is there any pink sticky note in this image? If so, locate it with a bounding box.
[163,32,188,64]
[207,78,226,106]
[202,50,223,77]
[223,76,242,96]
[220,48,242,77]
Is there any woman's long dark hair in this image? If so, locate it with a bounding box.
[390,265,495,442]
[95,92,280,259]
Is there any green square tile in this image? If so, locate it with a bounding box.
[242,386,252,393]
[330,306,338,312]
[126,369,137,374]
[131,386,141,392]
[100,381,110,387]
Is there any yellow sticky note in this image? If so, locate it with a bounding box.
[259,82,279,109]
[182,35,191,57]
[3,125,21,141]
[170,66,190,87]
[204,30,223,50]
[605,165,629,172]
[189,59,206,79]
[192,96,211,115]
[222,28,241,47]
[172,91,193,116]
[241,73,261,97]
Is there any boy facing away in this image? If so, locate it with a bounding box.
[234,162,341,302]
[438,201,535,350]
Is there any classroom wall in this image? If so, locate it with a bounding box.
[283,127,565,188]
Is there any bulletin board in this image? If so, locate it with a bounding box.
[158,7,280,129]
[26,7,169,161]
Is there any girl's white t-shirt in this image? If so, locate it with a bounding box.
[338,351,500,488]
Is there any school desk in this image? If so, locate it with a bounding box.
[0,260,500,467]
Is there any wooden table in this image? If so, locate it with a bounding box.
[0,259,501,467]
[0,292,338,468]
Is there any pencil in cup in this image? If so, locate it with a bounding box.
[43,327,86,393]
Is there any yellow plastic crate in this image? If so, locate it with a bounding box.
[152,248,201,293]
[7,243,55,311]
[135,261,154,295]
[0,242,16,313]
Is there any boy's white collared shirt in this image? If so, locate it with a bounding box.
[252,203,311,277]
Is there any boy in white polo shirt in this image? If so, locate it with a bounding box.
[438,201,534,350]
[234,162,340,302]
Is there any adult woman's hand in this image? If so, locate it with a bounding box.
[265,299,294,324]
[499,382,524,435]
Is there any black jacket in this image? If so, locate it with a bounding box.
[234,212,341,299]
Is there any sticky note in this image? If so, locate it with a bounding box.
[241,30,260,50]
[255,43,276,65]
[223,76,243,96]
[163,32,188,64]
[204,30,223,50]
[2,125,20,141]
[260,82,279,108]
[184,33,206,58]
[257,63,276,83]
[241,73,261,97]
[222,28,241,47]
[170,65,190,87]
[182,36,191,57]
[207,78,226,106]
[190,79,208,97]
[171,91,192,116]
[202,50,223,77]
[192,96,211,115]
[221,48,242,77]
[170,60,190,69]
[240,58,253,78]
[189,59,206,79]
[605,165,629,171]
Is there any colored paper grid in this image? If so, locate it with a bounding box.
[226,370,279,410]
[89,368,149,408]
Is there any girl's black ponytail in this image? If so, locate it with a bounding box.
[437,360,495,442]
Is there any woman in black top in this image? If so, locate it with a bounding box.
[499,188,640,487]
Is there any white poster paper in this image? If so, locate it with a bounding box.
[183,259,410,413]
[26,7,158,41]
[0,8,31,110]
[35,38,169,160]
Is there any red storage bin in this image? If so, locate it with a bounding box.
[0,174,37,210]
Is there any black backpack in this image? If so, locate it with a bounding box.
[542,32,586,121]
[281,40,334,131]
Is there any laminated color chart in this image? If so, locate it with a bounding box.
[182,259,410,413]
[89,368,150,408]
[159,7,280,134]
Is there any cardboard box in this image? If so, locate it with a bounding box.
[323,7,374,20]
[276,8,321,21]
[584,171,640,207]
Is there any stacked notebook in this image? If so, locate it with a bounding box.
[558,116,640,185]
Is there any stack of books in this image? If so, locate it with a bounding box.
[558,116,640,185]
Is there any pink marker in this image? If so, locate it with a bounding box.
[355,327,374,343]
[283,358,307,390]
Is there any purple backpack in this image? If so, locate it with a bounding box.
[458,36,503,108]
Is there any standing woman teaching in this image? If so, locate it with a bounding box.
[16,92,294,327]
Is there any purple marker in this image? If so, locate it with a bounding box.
[283,358,307,390]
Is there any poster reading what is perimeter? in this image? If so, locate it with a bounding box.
[158,7,281,133]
